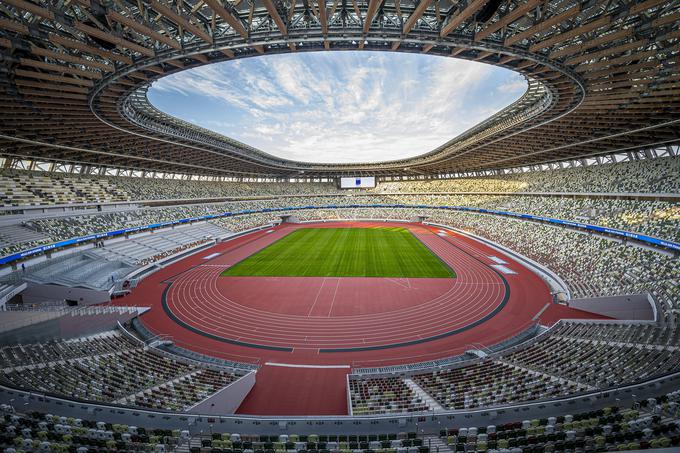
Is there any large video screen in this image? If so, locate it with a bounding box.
[340,177,376,189]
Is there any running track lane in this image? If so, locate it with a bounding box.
[114,221,606,415]
[162,223,508,351]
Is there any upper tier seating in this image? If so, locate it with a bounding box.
[0,170,128,206]
[1,156,677,208]
[3,191,676,258]
[373,156,680,194]
[112,176,339,200]
[0,169,338,207]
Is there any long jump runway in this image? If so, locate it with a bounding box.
[116,221,603,415]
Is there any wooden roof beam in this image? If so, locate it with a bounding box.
[19,59,102,79]
[13,69,94,87]
[475,50,493,60]
[0,17,28,34]
[29,46,114,72]
[48,35,133,65]
[166,59,186,68]
[363,0,383,33]
[549,28,632,59]
[565,39,648,66]
[149,0,213,44]
[475,0,543,41]
[13,80,90,94]
[318,0,328,35]
[498,55,517,64]
[262,0,288,36]
[529,16,611,52]
[107,11,181,50]
[505,4,581,46]
[403,0,431,34]
[2,0,54,21]
[575,49,659,72]
[441,0,490,38]
[192,53,209,63]
[74,22,155,57]
[203,0,248,39]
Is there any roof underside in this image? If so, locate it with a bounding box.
[0,0,679,177]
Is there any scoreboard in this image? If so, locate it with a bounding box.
[339,177,376,189]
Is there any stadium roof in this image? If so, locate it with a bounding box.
[0,0,679,178]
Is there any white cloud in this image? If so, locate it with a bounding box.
[149,51,526,163]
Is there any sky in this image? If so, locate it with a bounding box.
[148,51,527,164]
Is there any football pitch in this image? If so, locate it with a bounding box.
[221,227,455,278]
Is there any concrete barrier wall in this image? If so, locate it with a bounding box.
[567,293,655,321]
[0,309,142,344]
[21,283,111,306]
[187,371,256,415]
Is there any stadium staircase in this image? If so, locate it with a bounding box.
[424,435,454,453]
[173,436,204,453]
[404,378,444,412]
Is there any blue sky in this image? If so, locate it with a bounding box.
[148,51,526,163]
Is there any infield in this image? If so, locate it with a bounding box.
[221,227,455,278]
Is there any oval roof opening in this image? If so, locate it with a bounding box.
[148,51,527,164]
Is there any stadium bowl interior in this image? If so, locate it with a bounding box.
[0,0,680,450]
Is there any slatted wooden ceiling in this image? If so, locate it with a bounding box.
[0,0,678,177]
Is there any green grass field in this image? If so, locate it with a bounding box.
[221,227,455,278]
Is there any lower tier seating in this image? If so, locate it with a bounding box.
[440,400,680,452]
[1,389,679,452]
[0,330,241,412]
[349,321,680,415]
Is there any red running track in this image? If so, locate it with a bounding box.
[115,221,605,415]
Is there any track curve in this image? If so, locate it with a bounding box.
[118,221,568,367]
[162,222,510,351]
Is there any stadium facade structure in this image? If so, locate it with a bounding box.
[0,0,679,178]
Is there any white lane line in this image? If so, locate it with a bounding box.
[488,255,508,264]
[264,362,350,369]
[491,264,517,275]
[307,277,327,317]
[327,278,341,317]
[532,302,551,321]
